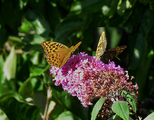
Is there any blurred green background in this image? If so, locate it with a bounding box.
[0,0,154,120]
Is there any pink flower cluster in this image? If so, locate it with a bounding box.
[50,52,138,107]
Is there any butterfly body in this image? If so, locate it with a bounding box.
[41,41,81,68]
[95,31,127,63]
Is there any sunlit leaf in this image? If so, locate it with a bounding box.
[0,109,9,120]
[57,111,81,120]
[25,9,50,37]
[3,46,17,80]
[144,112,154,120]
[112,101,129,120]
[91,97,106,120]
[69,0,109,15]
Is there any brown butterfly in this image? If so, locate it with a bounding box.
[95,31,127,63]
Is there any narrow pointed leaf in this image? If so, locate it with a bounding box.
[91,97,106,120]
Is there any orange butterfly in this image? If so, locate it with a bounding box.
[41,41,81,68]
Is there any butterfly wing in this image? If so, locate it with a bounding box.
[100,45,127,63]
[41,41,69,67]
[41,41,69,55]
[41,41,81,68]
[46,49,69,67]
[60,41,82,67]
[95,32,107,61]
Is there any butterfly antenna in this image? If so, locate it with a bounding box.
[69,39,72,45]
[80,37,84,41]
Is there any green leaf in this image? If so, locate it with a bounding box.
[0,109,9,120]
[52,89,89,120]
[91,97,106,120]
[22,34,44,52]
[49,103,65,119]
[18,79,34,99]
[0,91,23,102]
[22,34,44,45]
[22,44,41,52]
[117,0,127,15]
[57,111,81,120]
[108,0,119,16]
[120,90,137,113]
[55,17,85,43]
[112,101,129,120]
[129,9,153,69]
[0,55,5,83]
[3,46,17,80]
[0,97,41,120]
[31,77,43,92]
[144,112,154,120]
[25,9,50,37]
[18,19,32,33]
[108,9,132,26]
[129,9,154,100]
[69,0,109,15]
[30,65,48,77]
[0,83,10,97]
[30,52,41,65]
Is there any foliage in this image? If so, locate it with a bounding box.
[0,0,154,119]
